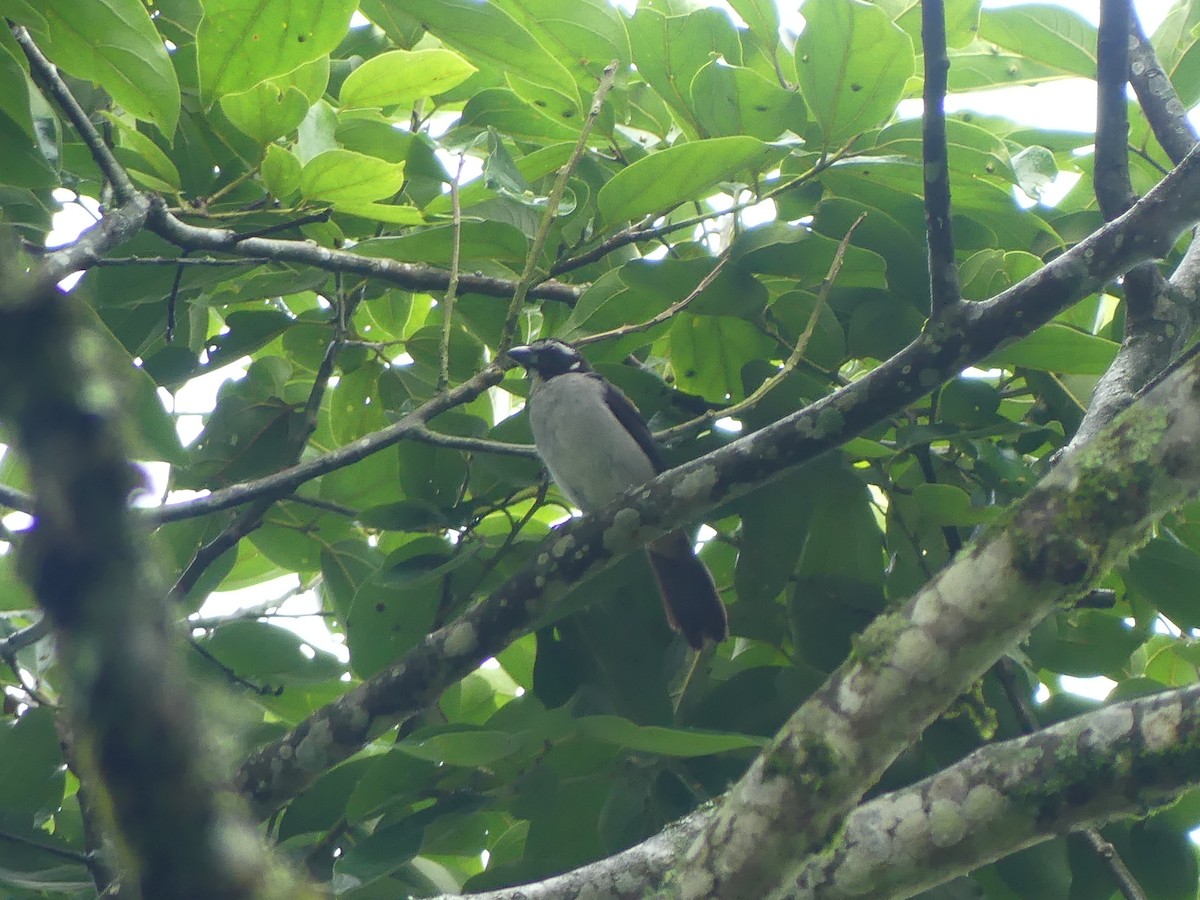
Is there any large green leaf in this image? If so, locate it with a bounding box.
[979,4,1098,80]
[197,0,358,101]
[983,323,1119,375]
[597,136,777,225]
[628,6,744,137]
[32,0,179,134]
[374,0,579,102]
[340,48,477,109]
[575,716,764,756]
[299,149,407,205]
[794,0,915,148]
[221,57,329,145]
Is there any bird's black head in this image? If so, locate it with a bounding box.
[506,339,591,379]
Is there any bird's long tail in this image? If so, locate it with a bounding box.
[646,531,728,650]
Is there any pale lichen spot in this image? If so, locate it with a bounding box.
[1137,704,1175,750]
[894,628,940,674]
[929,799,966,848]
[837,675,864,716]
[672,463,718,503]
[295,718,334,770]
[602,506,644,552]
[551,534,576,558]
[816,405,844,435]
[443,621,477,657]
[962,784,1004,822]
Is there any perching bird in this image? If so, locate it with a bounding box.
[506,339,728,649]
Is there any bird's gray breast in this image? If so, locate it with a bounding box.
[527,373,658,511]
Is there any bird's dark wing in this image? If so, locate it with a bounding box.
[593,374,667,473]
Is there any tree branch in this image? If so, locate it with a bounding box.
[921,0,961,316]
[1129,17,1197,166]
[147,200,583,306]
[0,252,304,897]
[1065,3,1200,452]
[671,332,1200,896]
[236,141,1200,817]
[149,364,508,525]
[430,683,1200,900]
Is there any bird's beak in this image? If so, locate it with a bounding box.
[506,345,537,369]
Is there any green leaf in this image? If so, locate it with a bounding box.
[728,0,781,53]
[0,707,63,820]
[1125,538,1200,630]
[397,728,521,767]
[598,136,776,225]
[103,113,182,191]
[220,59,328,144]
[261,143,302,199]
[689,60,807,141]
[576,715,764,757]
[358,222,528,265]
[983,323,1118,375]
[979,4,1097,80]
[947,39,1076,91]
[375,0,579,102]
[197,0,357,101]
[336,201,425,225]
[201,621,343,681]
[0,39,34,138]
[911,483,999,527]
[33,0,180,134]
[629,6,743,137]
[340,48,477,109]
[333,817,423,887]
[458,88,583,143]
[795,0,915,148]
[669,313,774,402]
[299,149,406,205]
[491,0,631,96]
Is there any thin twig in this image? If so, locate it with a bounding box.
[438,156,466,392]
[656,214,865,443]
[172,286,356,598]
[921,0,961,316]
[550,148,852,277]
[93,255,271,267]
[0,827,92,866]
[228,209,333,241]
[148,364,507,525]
[1128,17,1198,166]
[499,61,619,348]
[576,253,732,346]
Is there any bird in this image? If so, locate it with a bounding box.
[506,338,728,649]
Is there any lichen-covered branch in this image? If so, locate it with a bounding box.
[783,683,1200,899]
[668,317,1200,898]
[422,683,1200,900]
[0,251,309,898]
[237,141,1200,817]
